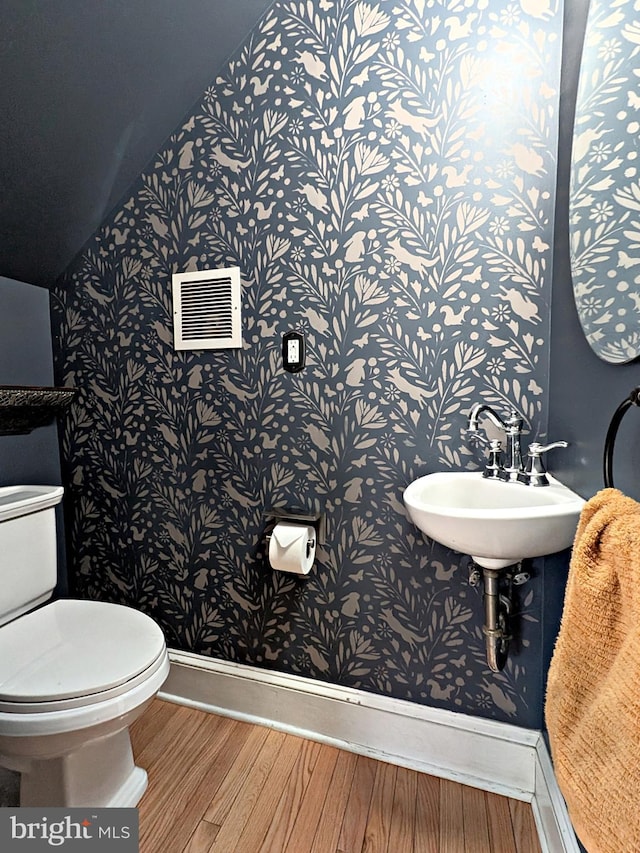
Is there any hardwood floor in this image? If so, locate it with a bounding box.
[131,699,542,853]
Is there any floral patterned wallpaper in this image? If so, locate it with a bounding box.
[51,0,562,727]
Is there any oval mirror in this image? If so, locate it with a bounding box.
[570,0,640,364]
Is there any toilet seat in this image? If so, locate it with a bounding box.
[0,599,167,713]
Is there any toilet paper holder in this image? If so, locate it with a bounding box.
[264,508,324,549]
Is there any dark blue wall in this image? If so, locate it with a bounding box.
[0,0,273,287]
[540,0,591,742]
[7,0,620,740]
[544,15,634,850]
[550,0,640,502]
[0,277,66,593]
[51,0,564,729]
[0,277,61,484]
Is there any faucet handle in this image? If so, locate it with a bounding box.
[483,439,508,480]
[530,440,568,455]
[520,440,569,487]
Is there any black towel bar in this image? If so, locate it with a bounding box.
[603,386,640,488]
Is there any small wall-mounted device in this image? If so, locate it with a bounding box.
[282,330,305,373]
[172,266,242,351]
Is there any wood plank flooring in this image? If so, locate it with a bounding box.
[131,699,542,853]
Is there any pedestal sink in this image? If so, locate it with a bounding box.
[403,471,585,569]
[403,471,585,671]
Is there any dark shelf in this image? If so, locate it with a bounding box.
[0,385,77,435]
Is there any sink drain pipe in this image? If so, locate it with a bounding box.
[482,568,511,672]
[469,562,530,672]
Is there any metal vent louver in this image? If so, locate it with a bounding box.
[172,267,242,350]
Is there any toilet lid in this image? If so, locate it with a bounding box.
[0,599,167,702]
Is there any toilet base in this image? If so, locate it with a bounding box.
[0,645,169,808]
[17,727,148,808]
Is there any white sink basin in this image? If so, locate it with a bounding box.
[403,472,585,569]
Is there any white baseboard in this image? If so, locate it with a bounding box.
[159,650,578,853]
[533,739,581,853]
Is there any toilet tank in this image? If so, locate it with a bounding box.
[0,486,64,627]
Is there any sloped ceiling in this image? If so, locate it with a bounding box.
[0,0,273,288]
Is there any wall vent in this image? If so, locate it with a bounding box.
[172,267,242,350]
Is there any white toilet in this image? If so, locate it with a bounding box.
[0,485,169,807]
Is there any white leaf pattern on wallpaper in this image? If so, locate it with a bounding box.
[52,0,560,726]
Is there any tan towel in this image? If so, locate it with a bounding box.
[546,488,640,852]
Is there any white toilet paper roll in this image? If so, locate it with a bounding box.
[268,522,316,575]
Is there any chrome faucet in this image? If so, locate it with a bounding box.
[466,404,524,482]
